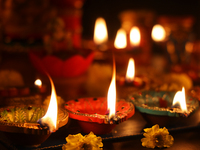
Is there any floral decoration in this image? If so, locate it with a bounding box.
[141,124,174,148]
[62,132,103,150]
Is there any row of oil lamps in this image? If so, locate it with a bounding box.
[0,55,198,147]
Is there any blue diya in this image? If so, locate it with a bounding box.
[128,91,199,127]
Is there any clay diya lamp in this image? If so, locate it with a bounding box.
[0,105,68,147]
[128,87,199,127]
[116,58,146,98]
[117,58,145,87]
[0,79,47,99]
[28,49,94,78]
[64,97,134,135]
[0,76,69,147]
[65,60,135,135]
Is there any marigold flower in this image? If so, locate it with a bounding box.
[62,132,103,150]
[141,124,174,148]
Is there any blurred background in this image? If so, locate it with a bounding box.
[0,0,200,103]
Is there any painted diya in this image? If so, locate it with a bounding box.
[0,105,69,147]
[128,89,199,127]
[64,97,135,135]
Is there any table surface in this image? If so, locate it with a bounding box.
[0,108,200,150]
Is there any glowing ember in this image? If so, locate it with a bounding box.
[125,58,135,83]
[114,28,127,49]
[93,17,108,45]
[151,24,166,42]
[130,27,140,47]
[172,87,188,113]
[38,76,58,132]
[107,58,116,120]
[34,79,42,87]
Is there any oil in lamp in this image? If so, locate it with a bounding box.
[64,59,135,135]
[129,87,199,127]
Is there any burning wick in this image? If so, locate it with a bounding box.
[37,76,58,132]
[171,87,188,115]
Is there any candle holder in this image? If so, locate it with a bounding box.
[128,91,199,127]
[0,105,69,147]
[64,97,135,135]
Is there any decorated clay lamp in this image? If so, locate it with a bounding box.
[64,60,135,135]
[129,87,199,127]
[0,76,69,147]
[117,58,145,87]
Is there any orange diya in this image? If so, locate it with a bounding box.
[64,59,135,135]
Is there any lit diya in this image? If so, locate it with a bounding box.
[65,59,135,135]
[117,58,145,87]
[0,79,46,99]
[129,87,199,127]
[0,76,69,146]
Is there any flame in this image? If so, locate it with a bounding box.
[114,28,127,49]
[94,17,108,45]
[38,76,58,132]
[125,58,135,82]
[130,27,141,47]
[151,24,166,42]
[107,58,116,119]
[34,79,42,87]
[172,87,188,113]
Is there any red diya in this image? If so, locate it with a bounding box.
[28,49,94,78]
[65,58,135,135]
[129,88,199,127]
[64,97,135,135]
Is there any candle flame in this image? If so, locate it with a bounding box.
[172,87,188,113]
[114,28,127,49]
[151,24,166,42]
[38,76,58,132]
[34,79,42,87]
[107,58,116,119]
[94,17,108,45]
[125,58,135,82]
[130,27,140,47]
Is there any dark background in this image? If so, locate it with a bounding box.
[82,0,200,39]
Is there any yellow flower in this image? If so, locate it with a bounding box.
[141,124,174,148]
[62,132,103,150]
